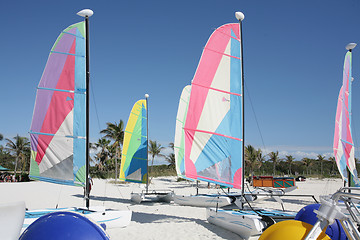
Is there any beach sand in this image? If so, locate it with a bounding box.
[0,177,344,240]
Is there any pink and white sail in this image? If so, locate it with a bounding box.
[334,48,360,185]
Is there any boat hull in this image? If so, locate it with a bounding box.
[0,201,25,240]
[174,194,232,207]
[207,208,266,239]
[131,191,174,204]
[206,208,296,239]
[23,207,132,233]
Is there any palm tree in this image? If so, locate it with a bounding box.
[268,151,280,176]
[285,155,295,175]
[5,135,30,178]
[245,145,261,179]
[148,140,164,174]
[302,157,313,175]
[317,154,325,177]
[100,120,125,182]
[256,149,266,175]
[92,138,111,171]
[328,156,337,176]
[164,153,175,167]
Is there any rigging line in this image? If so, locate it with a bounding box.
[244,83,267,154]
[114,180,131,211]
[90,80,102,136]
[56,184,64,209]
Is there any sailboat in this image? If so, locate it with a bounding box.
[120,95,173,204]
[24,9,131,231]
[334,43,360,187]
[171,11,296,239]
[173,84,293,207]
[259,43,360,240]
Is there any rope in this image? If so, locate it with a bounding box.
[90,80,102,136]
[245,83,267,154]
[56,184,64,209]
[115,181,131,211]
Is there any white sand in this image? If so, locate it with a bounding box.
[0,177,344,240]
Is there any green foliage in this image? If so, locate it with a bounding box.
[149,164,176,177]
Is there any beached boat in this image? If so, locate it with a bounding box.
[120,96,173,203]
[333,43,360,188]
[25,9,131,231]
[174,12,297,239]
[259,43,360,239]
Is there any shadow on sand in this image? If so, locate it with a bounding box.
[72,194,131,205]
[131,211,242,239]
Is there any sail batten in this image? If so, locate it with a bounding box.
[191,82,242,96]
[50,50,85,57]
[183,128,243,142]
[204,47,241,60]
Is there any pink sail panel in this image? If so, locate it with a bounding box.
[35,41,76,164]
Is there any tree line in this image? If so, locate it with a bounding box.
[0,127,349,180]
[244,145,345,178]
[0,120,176,181]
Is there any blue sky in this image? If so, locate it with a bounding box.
[1,0,360,163]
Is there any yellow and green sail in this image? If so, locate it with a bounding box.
[120,100,148,183]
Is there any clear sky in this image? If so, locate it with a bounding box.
[1,0,360,163]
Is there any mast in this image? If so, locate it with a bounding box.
[235,12,245,200]
[145,94,149,194]
[77,9,93,209]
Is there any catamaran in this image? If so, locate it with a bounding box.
[259,43,360,239]
[120,95,173,203]
[24,9,131,232]
[172,11,297,239]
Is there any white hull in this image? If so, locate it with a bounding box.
[207,208,266,239]
[206,207,296,239]
[0,201,25,240]
[23,207,132,233]
[174,194,232,207]
[131,191,174,204]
